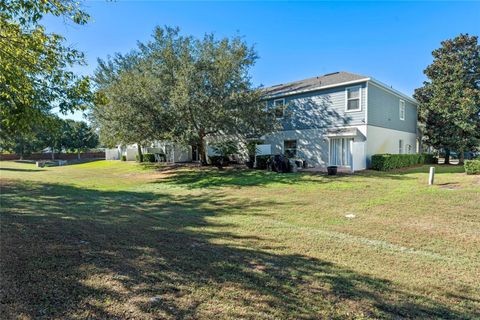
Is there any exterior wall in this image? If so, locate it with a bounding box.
[120,142,192,162]
[262,125,367,170]
[262,129,329,167]
[367,82,417,134]
[365,125,418,167]
[125,148,137,161]
[266,82,367,131]
[105,148,120,160]
[173,145,192,162]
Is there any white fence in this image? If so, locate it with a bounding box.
[105,148,120,160]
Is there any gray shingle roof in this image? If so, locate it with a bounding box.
[263,71,368,97]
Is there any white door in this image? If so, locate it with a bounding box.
[329,138,353,167]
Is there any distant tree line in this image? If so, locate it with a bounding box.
[0,115,98,160]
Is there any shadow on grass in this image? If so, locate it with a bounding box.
[0,180,475,319]
[153,167,419,189]
[0,167,44,172]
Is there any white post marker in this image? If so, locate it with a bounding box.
[428,166,435,185]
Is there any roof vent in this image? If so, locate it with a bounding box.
[323,72,340,76]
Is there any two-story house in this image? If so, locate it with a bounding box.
[262,71,418,171]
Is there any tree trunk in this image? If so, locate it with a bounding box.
[19,145,24,160]
[458,149,465,165]
[77,149,81,160]
[137,144,143,162]
[444,149,450,165]
[51,148,55,161]
[198,131,207,165]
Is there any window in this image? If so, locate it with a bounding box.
[284,140,297,158]
[274,99,285,118]
[399,100,405,120]
[345,86,361,111]
[399,139,404,154]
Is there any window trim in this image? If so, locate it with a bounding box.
[273,98,286,119]
[399,99,405,121]
[345,86,362,112]
[399,139,404,154]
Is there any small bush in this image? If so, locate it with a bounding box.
[121,155,126,161]
[464,159,480,175]
[143,153,156,163]
[209,155,228,167]
[422,153,438,164]
[255,155,271,169]
[371,154,425,171]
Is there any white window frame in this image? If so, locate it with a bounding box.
[399,99,405,121]
[399,139,404,154]
[345,86,362,112]
[273,98,286,119]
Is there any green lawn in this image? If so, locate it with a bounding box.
[1,160,479,319]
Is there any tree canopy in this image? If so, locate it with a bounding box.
[92,26,276,164]
[0,0,93,137]
[414,34,480,163]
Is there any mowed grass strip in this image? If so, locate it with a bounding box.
[0,160,479,319]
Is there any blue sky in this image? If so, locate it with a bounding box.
[44,1,480,120]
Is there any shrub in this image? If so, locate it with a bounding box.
[121,155,126,161]
[143,153,156,163]
[371,154,425,171]
[210,141,239,168]
[422,153,438,164]
[464,160,480,175]
[208,155,228,167]
[255,155,270,169]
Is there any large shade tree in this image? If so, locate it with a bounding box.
[0,0,93,137]
[414,34,480,164]
[92,51,173,161]
[92,27,276,164]
[166,31,276,164]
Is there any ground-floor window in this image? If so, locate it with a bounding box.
[284,140,297,158]
[330,138,353,167]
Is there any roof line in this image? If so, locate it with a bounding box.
[263,78,370,99]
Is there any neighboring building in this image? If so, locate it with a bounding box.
[261,71,418,171]
[106,142,200,162]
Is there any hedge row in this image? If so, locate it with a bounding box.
[464,160,480,175]
[135,153,166,162]
[371,153,437,171]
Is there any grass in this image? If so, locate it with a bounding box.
[1,160,479,319]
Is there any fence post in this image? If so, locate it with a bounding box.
[428,167,435,185]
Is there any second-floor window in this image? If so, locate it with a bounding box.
[345,86,361,112]
[399,100,405,120]
[274,98,285,118]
